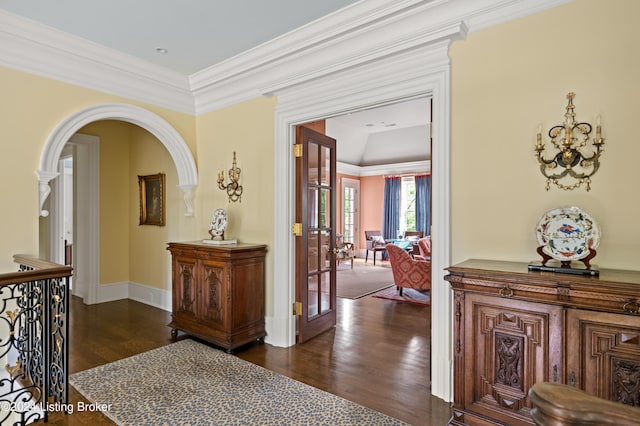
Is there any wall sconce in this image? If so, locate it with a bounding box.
[217,151,243,202]
[535,92,605,191]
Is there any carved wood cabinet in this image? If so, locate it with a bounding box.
[167,241,267,352]
[445,259,640,425]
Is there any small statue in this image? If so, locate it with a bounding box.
[208,208,228,241]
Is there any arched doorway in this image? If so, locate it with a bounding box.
[37,102,198,304]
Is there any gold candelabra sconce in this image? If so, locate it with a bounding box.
[535,92,605,191]
[217,151,243,202]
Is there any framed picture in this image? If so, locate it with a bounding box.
[138,173,165,226]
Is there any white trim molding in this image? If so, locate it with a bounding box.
[0,9,194,114]
[0,1,572,115]
[338,160,431,177]
[268,34,455,401]
[96,281,171,312]
[37,103,198,217]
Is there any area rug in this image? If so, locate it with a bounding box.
[69,339,407,426]
[371,286,431,306]
[336,260,394,299]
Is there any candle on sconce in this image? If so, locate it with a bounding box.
[596,115,602,139]
[536,124,543,150]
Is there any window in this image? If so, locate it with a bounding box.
[399,176,416,235]
[341,177,359,246]
[343,186,355,243]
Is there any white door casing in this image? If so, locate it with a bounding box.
[266,39,455,401]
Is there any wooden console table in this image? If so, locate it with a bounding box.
[445,259,640,426]
[167,241,267,352]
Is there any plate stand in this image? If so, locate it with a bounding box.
[536,246,597,269]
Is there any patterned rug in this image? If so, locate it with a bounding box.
[337,259,394,299]
[69,339,407,426]
[371,287,431,306]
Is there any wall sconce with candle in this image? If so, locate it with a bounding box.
[217,151,243,202]
[535,92,605,191]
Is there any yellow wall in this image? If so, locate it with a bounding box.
[128,125,181,289]
[0,66,196,285]
[0,65,275,304]
[449,0,639,270]
[3,0,636,313]
[81,120,131,284]
[78,121,182,290]
[195,97,276,313]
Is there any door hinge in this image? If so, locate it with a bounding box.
[293,144,303,158]
[292,222,302,236]
[293,301,302,315]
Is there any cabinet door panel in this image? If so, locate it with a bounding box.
[465,294,562,425]
[199,259,228,330]
[172,256,198,322]
[231,261,265,328]
[567,309,640,405]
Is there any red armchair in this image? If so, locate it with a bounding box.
[386,243,431,296]
[415,236,431,261]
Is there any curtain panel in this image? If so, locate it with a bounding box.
[382,176,401,240]
[415,174,431,236]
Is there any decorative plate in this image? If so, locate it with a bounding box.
[535,207,600,262]
[209,208,228,239]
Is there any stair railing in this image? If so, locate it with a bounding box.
[0,254,72,425]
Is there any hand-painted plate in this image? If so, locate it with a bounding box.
[535,207,600,261]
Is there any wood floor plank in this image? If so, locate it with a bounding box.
[35,293,451,425]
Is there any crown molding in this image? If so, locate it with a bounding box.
[0,0,573,116]
[191,0,572,115]
[338,160,430,177]
[462,0,574,32]
[0,10,195,114]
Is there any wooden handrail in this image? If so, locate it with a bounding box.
[529,382,640,426]
[0,254,73,286]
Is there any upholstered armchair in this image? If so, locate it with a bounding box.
[385,243,431,296]
[364,230,387,265]
[335,233,355,269]
[415,236,431,261]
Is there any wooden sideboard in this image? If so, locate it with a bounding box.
[445,259,640,426]
[167,241,267,352]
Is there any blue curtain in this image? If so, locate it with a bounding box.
[382,176,401,240]
[415,174,431,236]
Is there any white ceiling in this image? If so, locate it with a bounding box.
[0,0,360,75]
[0,0,430,167]
[327,98,431,167]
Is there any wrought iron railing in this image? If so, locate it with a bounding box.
[0,255,72,425]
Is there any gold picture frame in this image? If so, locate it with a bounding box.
[138,173,165,226]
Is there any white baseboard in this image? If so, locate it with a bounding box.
[264,316,274,345]
[128,282,172,312]
[96,281,129,303]
[97,281,171,312]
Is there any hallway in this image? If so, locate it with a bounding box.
[42,293,450,425]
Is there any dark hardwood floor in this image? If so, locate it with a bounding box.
[39,290,451,425]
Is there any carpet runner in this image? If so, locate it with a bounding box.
[336,259,394,299]
[69,339,407,425]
